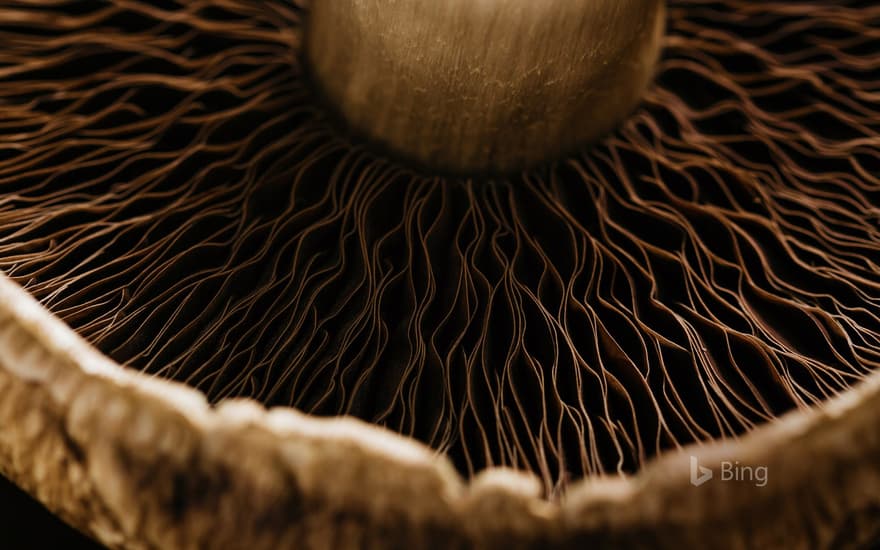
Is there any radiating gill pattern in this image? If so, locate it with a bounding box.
[0,0,878,492]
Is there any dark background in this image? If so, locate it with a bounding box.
[0,475,104,549]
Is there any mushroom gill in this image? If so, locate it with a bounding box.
[0,0,879,548]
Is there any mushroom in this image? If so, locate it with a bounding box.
[0,0,879,549]
[306,0,665,174]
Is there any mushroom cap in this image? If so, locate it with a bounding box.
[0,0,878,548]
[1,273,880,548]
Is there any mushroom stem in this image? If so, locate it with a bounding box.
[305,0,666,175]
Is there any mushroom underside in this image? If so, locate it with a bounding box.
[0,0,879,547]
